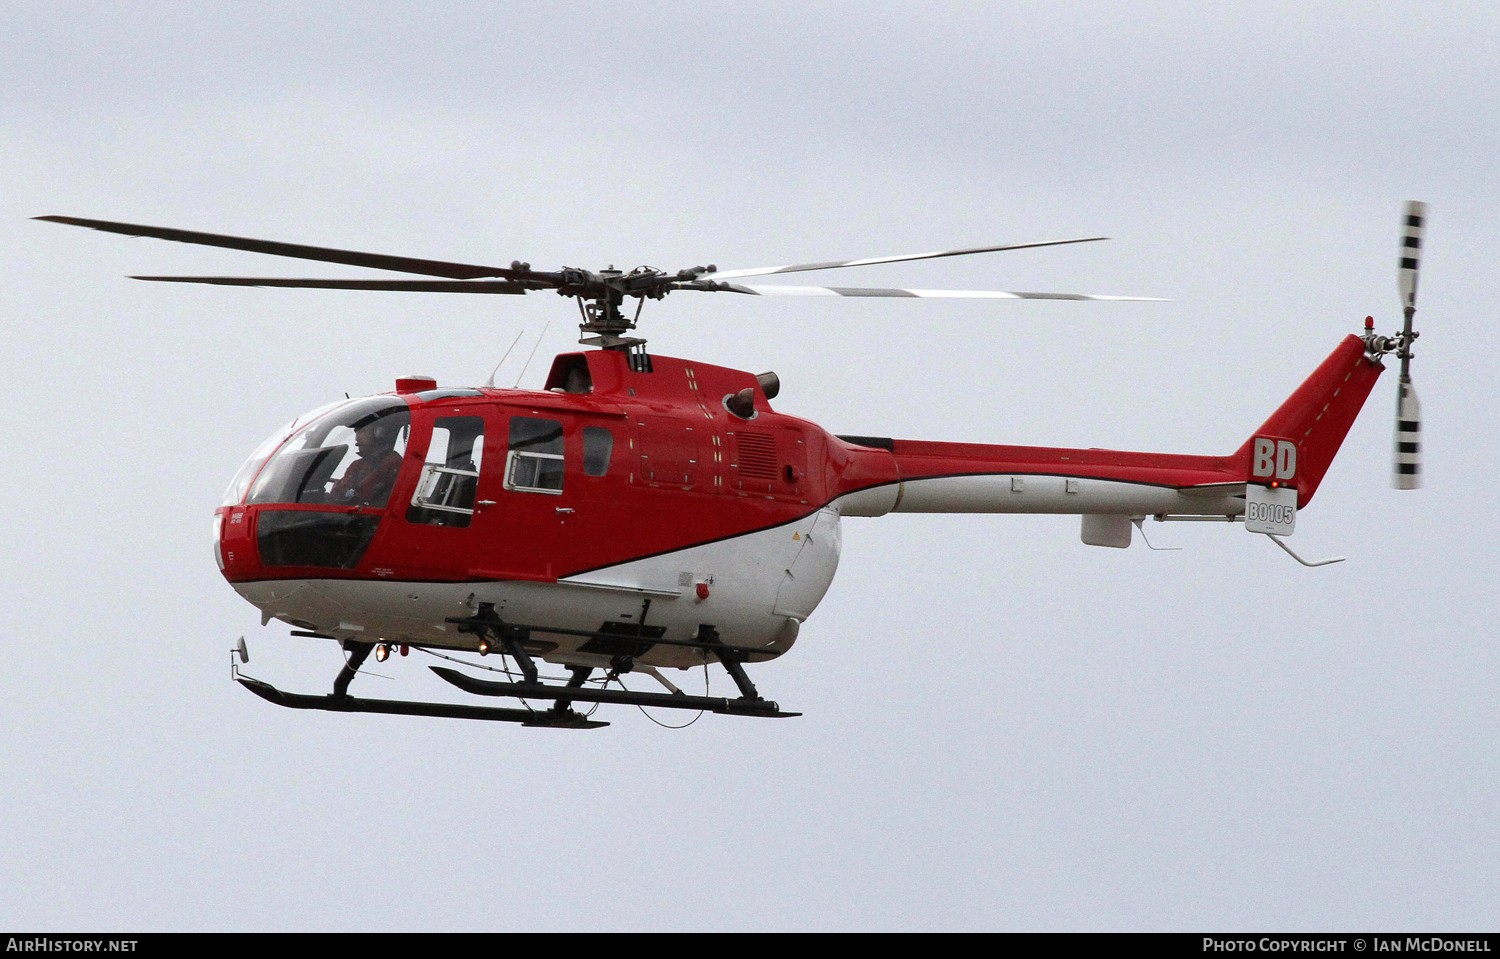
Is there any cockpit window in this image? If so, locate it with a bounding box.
[257,511,381,568]
[247,397,411,508]
[222,419,296,507]
[220,401,347,507]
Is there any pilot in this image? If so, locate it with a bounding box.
[330,416,405,507]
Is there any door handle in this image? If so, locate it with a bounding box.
[556,507,575,514]
[476,500,497,506]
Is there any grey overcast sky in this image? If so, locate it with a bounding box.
[3,1,1498,931]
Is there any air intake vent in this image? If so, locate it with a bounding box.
[735,431,778,480]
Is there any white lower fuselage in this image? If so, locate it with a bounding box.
[236,506,842,669]
[234,474,1242,670]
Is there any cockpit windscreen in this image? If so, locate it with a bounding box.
[245,397,411,508]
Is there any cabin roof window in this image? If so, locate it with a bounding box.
[415,388,484,402]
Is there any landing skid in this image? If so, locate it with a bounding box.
[430,667,801,718]
[237,675,609,728]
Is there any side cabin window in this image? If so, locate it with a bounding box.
[407,415,484,528]
[583,426,613,477]
[505,416,565,494]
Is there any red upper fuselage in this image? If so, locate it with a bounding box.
[216,336,1382,587]
[218,349,866,585]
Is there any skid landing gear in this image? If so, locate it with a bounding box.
[430,624,800,719]
[237,620,799,727]
[235,639,609,728]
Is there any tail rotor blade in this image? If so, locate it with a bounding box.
[1392,201,1427,490]
[1393,380,1422,489]
[1399,200,1426,311]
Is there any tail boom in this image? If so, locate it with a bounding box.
[834,444,1245,518]
[832,334,1383,517]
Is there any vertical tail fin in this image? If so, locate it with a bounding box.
[1234,334,1384,507]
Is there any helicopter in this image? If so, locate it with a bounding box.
[36,206,1429,729]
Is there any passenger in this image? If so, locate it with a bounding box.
[331,416,405,507]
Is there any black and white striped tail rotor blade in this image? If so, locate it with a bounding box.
[1399,200,1427,310]
[691,283,1166,302]
[1393,381,1422,489]
[706,237,1108,280]
[1392,200,1427,490]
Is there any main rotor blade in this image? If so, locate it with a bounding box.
[707,237,1109,280]
[132,276,529,293]
[36,215,549,282]
[678,282,1166,301]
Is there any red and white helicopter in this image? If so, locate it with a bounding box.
[39,207,1429,728]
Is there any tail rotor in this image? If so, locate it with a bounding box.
[1364,201,1427,489]
[1393,201,1426,489]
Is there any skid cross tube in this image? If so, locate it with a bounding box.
[448,603,541,683]
[430,666,800,718]
[498,627,539,684]
[549,666,593,718]
[333,640,374,697]
[695,625,762,702]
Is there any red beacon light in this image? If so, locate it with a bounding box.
[395,374,437,393]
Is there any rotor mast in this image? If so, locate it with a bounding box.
[555,263,718,355]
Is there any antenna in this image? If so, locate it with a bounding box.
[513,321,550,388]
[483,330,525,388]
